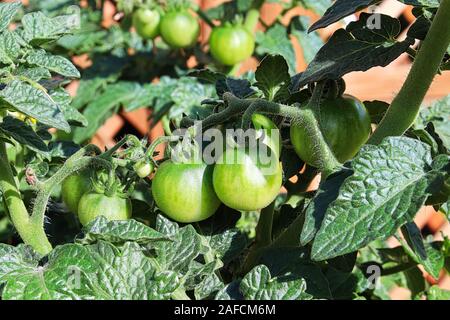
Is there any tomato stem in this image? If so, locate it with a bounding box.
[368,0,450,144]
[241,201,275,274]
[0,141,52,255]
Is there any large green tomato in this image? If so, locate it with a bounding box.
[159,10,199,48]
[132,8,161,39]
[77,192,132,226]
[209,25,255,66]
[152,161,221,223]
[290,95,372,166]
[213,147,282,211]
[61,171,92,214]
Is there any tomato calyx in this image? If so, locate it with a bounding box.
[308,78,346,100]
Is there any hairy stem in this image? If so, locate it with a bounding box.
[0,141,51,255]
[368,0,450,144]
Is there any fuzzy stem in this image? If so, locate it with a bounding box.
[31,155,112,227]
[368,0,450,144]
[244,8,260,32]
[0,141,52,255]
[145,135,181,159]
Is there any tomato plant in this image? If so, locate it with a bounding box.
[132,8,161,39]
[152,161,220,223]
[290,95,372,166]
[160,10,199,48]
[0,0,450,303]
[61,171,92,214]
[78,191,132,226]
[213,147,283,211]
[209,24,255,66]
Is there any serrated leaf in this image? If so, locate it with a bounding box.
[254,55,291,103]
[0,116,48,153]
[216,78,255,99]
[26,49,80,78]
[256,24,296,74]
[240,265,312,300]
[415,95,450,149]
[0,80,70,132]
[76,216,171,245]
[296,13,414,89]
[0,242,180,300]
[311,137,447,261]
[0,1,21,33]
[21,12,75,44]
[301,169,353,245]
[154,223,203,273]
[309,0,380,32]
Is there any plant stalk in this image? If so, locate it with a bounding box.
[0,141,52,255]
[368,0,450,144]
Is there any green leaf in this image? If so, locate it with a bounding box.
[309,0,380,32]
[364,100,390,125]
[0,80,70,132]
[50,88,87,127]
[300,169,353,245]
[154,217,203,273]
[0,242,180,300]
[311,137,446,261]
[73,82,142,143]
[240,265,312,300]
[0,116,48,153]
[256,24,296,74]
[295,0,333,16]
[254,54,291,103]
[415,95,450,149]
[427,285,450,300]
[26,49,80,78]
[296,13,414,88]
[401,222,445,279]
[0,1,21,33]
[13,66,52,82]
[21,12,75,44]
[290,16,323,64]
[0,30,21,65]
[76,216,171,246]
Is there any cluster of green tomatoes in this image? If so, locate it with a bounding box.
[132,6,255,66]
[61,93,376,226]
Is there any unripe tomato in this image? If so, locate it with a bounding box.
[213,147,282,211]
[159,10,199,48]
[133,160,154,178]
[290,95,371,166]
[132,8,160,39]
[61,171,92,214]
[152,161,221,223]
[209,24,255,66]
[77,192,132,226]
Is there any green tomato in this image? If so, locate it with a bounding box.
[213,147,282,211]
[134,160,154,178]
[160,10,199,48]
[77,192,132,226]
[132,8,160,39]
[61,171,92,214]
[152,161,221,223]
[290,95,372,166]
[209,24,255,66]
